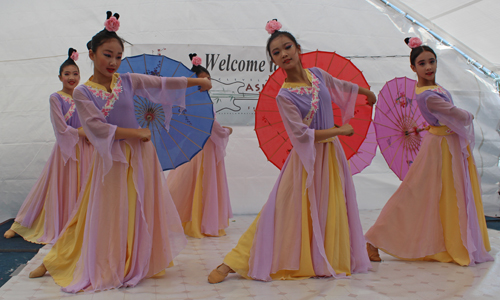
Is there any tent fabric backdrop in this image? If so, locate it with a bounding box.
[1,0,499,222]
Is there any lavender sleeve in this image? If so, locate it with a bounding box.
[276,94,316,188]
[317,68,359,124]
[49,95,80,164]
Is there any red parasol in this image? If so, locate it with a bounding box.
[374,77,428,181]
[255,50,373,169]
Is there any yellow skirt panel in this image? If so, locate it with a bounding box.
[43,145,138,287]
[182,153,226,238]
[224,143,351,280]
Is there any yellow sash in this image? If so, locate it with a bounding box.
[428,125,455,136]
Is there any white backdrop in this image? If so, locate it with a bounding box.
[1,0,499,222]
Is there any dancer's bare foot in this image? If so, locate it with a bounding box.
[4,229,16,239]
[367,243,381,262]
[29,264,47,278]
[208,263,234,284]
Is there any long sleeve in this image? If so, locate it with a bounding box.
[49,95,79,164]
[209,120,230,164]
[276,94,316,187]
[426,95,475,153]
[130,73,187,130]
[318,68,358,124]
[73,87,120,179]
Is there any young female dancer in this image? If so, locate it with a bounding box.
[365,37,492,266]
[208,20,375,283]
[166,54,233,238]
[29,12,212,292]
[4,49,93,244]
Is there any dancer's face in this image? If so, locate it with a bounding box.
[58,65,80,91]
[90,39,123,79]
[411,51,437,85]
[269,35,301,70]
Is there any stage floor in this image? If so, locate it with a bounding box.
[1,209,499,300]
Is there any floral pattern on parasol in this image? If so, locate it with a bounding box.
[374,77,427,180]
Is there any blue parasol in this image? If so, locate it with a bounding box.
[117,54,214,170]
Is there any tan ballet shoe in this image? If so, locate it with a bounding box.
[367,243,381,262]
[4,229,16,239]
[208,263,234,284]
[29,264,47,278]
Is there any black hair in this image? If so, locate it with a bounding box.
[266,28,300,61]
[88,11,124,53]
[189,53,210,77]
[59,48,79,75]
[404,38,437,66]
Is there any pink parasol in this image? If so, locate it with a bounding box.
[374,77,427,181]
[349,121,376,175]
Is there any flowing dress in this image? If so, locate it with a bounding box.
[10,91,93,244]
[365,85,492,266]
[223,67,371,281]
[167,120,232,238]
[42,73,188,292]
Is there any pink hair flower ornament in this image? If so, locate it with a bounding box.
[408,37,423,48]
[70,51,79,61]
[192,56,202,66]
[265,19,282,34]
[104,16,120,32]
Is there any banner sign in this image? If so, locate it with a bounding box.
[132,44,280,125]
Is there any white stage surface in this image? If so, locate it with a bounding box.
[1,209,499,300]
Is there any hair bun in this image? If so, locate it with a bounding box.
[68,48,79,61]
[265,19,282,35]
[191,54,202,66]
[104,11,120,32]
[405,37,423,49]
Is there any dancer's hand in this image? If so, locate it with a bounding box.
[137,128,151,142]
[199,77,212,92]
[366,91,376,106]
[339,124,354,136]
[223,126,233,135]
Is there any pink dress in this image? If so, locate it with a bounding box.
[365,85,492,266]
[167,120,232,238]
[223,68,371,281]
[42,73,188,292]
[11,91,93,244]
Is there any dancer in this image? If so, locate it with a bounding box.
[365,37,492,266]
[4,49,93,244]
[208,20,375,283]
[166,54,233,238]
[29,12,212,292]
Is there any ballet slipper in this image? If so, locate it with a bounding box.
[4,229,16,239]
[29,264,47,278]
[367,243,381,262]
[208,263,234,284]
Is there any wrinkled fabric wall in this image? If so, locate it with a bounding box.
[1,0,499,222]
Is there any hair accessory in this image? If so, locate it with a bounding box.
[406,37,423,49]
[265,19,282,35]
[104,11,120,32]
[190,53,202,66]
[69,48,79,61]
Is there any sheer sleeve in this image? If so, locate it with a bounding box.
[426,95,475,153]
[317,68,359,124]
[209,120,230,164]
[276,93,316,188]
[49,95,80,164]
[73,87,120,179]
[130,73,187,130]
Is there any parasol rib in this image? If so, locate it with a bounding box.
[169,124,203,149]
[171,118,211,135]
